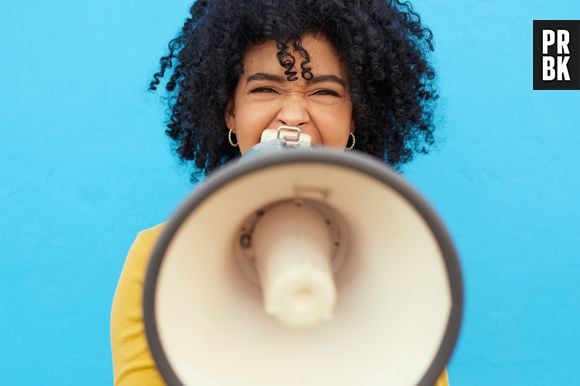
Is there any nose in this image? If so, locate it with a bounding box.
[276,96,310,128]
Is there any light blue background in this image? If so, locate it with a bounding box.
[1,1,579,385]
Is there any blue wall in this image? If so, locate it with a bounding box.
[1,1,579,385]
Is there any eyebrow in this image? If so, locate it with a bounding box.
[246,72,346,87]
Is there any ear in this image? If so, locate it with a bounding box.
[350,117,355,134]
[225,99,235,131]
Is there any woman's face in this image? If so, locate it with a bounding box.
[226,34,354,154]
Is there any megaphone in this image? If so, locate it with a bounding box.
[143,127,463,386]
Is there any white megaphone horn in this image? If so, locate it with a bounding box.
[143,126,463,386]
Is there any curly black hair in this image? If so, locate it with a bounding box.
[150,0,437,179]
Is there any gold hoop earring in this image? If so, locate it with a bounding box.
[346,132,356,151]
[228,128,238,147]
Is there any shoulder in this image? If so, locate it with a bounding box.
[134,222,167,250]
[110,222,167,386]
[435,369,450,386]
[117,222,167,284]
[112,221,166,311]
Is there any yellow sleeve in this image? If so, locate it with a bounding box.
[110,224,166,386]
[435,368,450,386]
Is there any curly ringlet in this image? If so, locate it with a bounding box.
[150,0,438,180]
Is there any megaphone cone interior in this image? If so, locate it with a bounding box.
[144,149,463,386]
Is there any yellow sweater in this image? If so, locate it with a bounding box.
[110,224,450,386]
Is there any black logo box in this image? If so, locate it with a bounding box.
[533,20,580,90]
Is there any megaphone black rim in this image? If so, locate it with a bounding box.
[144,148,463,386]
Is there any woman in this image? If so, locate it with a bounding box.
[111,0,445,384]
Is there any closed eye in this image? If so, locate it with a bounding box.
[249,87,280,94]
[311,89,340,97]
